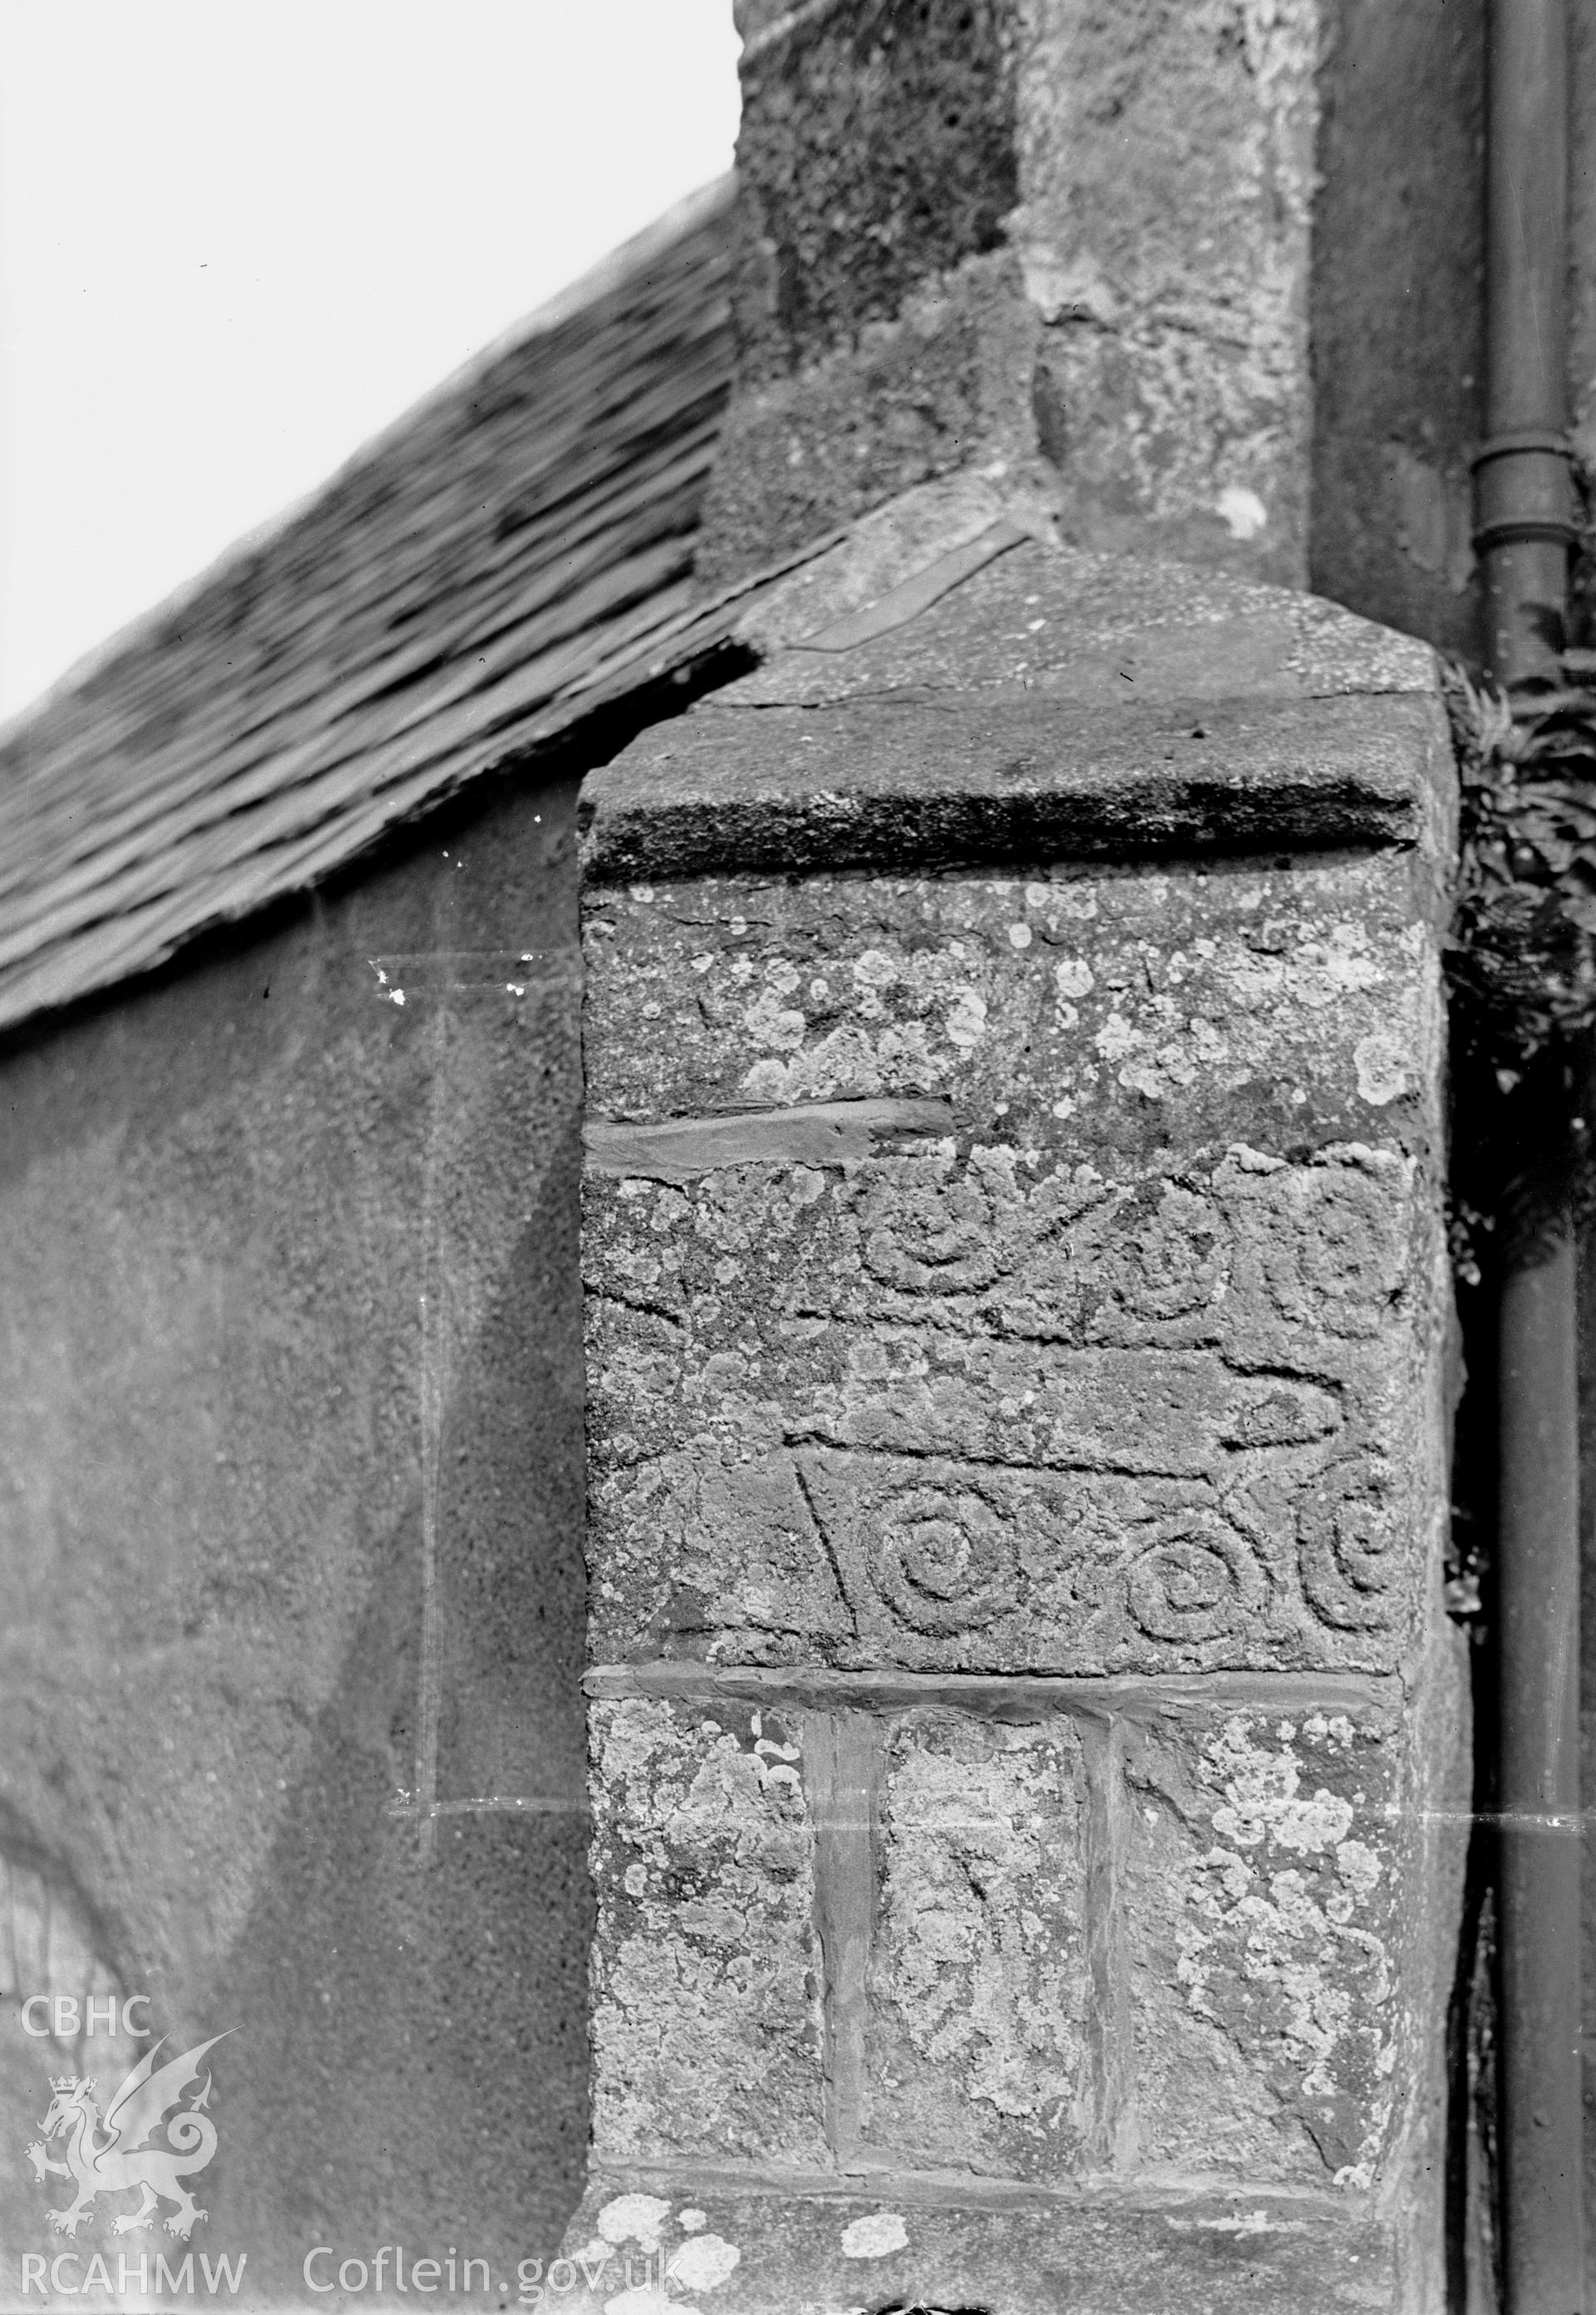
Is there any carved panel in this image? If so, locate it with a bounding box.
[589,1435,1411,1672]
[862,1710,1091,2179]
[1120,1702,1405,2187]
[588,1697,827,2165]
[584,861,1444,1677]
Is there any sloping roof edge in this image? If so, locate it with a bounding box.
[0,175,738,747]
[0,175,754,1040]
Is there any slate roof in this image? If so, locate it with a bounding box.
[0,175,759,1036]
[0,170,1443,1047]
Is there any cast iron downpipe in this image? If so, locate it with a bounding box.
[1475,2,1584,2306]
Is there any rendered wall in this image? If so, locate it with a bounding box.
[0,772,590,2302]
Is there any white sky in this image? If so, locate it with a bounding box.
[0,0,741,719]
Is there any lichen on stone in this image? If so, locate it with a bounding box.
[864,1709,1090,2174]
[1125,1707,1400,2184]
[589,1699,827,2163]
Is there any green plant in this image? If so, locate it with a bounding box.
[1446,657,1596,1077]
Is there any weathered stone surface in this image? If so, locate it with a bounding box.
[559,2174,1400,2315]
[582,855,1443,1155]
[582,692,1449,887]
[586,1449,1424,1675]
[582,847,1445,1678]
[717,0,1488,638]
[590,537,1446,890]
[1120,1700,1404,2189]
[731,0,1017,385]
[589,1697,827,2164]
[719,524,1433,712]
[1012,0,1318,588]
[579,500,1458,2303]
[733,523,1443,684]
[711,0,1338,598]
[861,1707,1091,2176]
[585,1139,1419,1349]
[694,254,1040,594]
[584,1270,1428,1674]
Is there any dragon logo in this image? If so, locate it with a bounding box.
[26,2032,232,2240]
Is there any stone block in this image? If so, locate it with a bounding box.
[692,260,1022,595]
[588,1697,827,2165]
[731,0,1017,383]
[584,1128,1441,1672]
[1119,1698,1405,2189]
[1014,0,1318,587]
[587,1441,1424,1681]
[708,529,1437,713]
[583,618,1447,898]
[581,854,1442,1159]
[586,1137,1419,1355]
[860,1707,1092,2177]
[559,2175,1400,2315]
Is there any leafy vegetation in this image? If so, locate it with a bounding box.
[1446,656,1596,1076]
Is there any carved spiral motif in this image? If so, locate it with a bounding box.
[1233,1165,1401,1338]
[872,1485,1019,1634]
[1126,1515,1267,1643]
[860,1175,1003,1295]
[1096,1189,1226,1327]
[1298,1458,1399,1630]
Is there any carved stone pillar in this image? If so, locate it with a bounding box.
[563,508,1465,2315]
